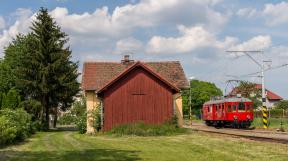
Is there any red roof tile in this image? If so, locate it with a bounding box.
[230,84,283,100]
[255,84,283,100]
[97,61,180,94]
[81,61,188,91]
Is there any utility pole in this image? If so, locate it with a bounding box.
[188,77,194,126]
[226,50,270,129]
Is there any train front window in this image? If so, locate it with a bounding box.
[232,105,237,111]
[227,105,232,112]
[238,102,245,111]
[247,104,253,112]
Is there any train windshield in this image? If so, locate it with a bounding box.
[247,104,253,112]
[238,102,245,111]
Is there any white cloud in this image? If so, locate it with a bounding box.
[237,2,288,26]
[0,16,5,30]
[227,35,271,51]
[146,24,272,56]
[0,8,34,57]
[115,37,143,53]
[270,45,288,58]
[49,0,228,39]
[146,25,220,54]
[236,7,257,18]
[262,2,288,26]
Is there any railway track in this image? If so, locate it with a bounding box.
[184,123,288,144]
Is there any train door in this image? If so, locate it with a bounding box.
[221,103,225,119]
[212,104,216,120]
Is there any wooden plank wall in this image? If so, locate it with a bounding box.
[103,68,173,130]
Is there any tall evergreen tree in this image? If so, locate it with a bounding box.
[17,8,79,130]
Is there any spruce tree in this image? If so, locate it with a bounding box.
[17,8,79,130]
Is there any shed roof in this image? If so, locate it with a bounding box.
[81,61,188,91]
[97,61,180,94]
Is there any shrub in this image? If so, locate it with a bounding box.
[76,112,87,134]
[0,108,35,145]
[58,112,77,125]
[108,121,187,136]
[0,116,17,145]
[92,107,102,132]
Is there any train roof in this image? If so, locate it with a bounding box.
[203,97,252,105]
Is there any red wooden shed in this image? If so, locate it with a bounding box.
[82,55,189,133]
[97,62,180,130]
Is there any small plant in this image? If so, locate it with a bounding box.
[58,112,77,125]
[76,112,87,134]
[108,121,187,136]
[91,106,102,132]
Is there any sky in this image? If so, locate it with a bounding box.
[0,0,287,98]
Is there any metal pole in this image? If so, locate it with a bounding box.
[262,57,268,129]
[189,80,192,126]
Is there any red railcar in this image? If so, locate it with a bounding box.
[202,97,254,128]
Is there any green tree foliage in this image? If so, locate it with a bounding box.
[58,95,87,133]
[3,8,80,130]
[275,100,288,110]
[19,99,42,121]
[1,88,21,109]
[0,92,3,109]
[181,89,190,117]
[182,79,222,117]
[235,81,261,108]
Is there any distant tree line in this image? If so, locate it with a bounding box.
[182,79,223,118]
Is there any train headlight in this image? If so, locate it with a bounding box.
[233,115,238,120]
[247,115,251,120]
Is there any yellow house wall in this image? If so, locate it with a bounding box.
[86,91,100,134]
[174,93,184,127]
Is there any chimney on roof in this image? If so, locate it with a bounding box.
[121,55,134,64]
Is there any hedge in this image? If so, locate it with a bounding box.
[0,108,35,146]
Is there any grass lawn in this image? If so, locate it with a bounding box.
[252,117,288,130]
[1,130,288,161]
[186,117,288,131]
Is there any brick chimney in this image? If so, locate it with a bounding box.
[121,55,134,64]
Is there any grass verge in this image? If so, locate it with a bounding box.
[106,122,188,136]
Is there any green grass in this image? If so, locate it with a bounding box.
[252,117,288,130]
[107,122,187,136]
[1,129,288,161]
[186,117,288,131]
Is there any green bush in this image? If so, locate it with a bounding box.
[108,122,187,136]
[76,113,87,134]
[58,112,77,125]
[0,116,17,145]
[254,109,288,118]
[92,107,101,132]
[0,108,33,145]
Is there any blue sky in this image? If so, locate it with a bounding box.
[0,0,287,99]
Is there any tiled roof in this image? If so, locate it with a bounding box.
[81,61,189,91]
[255,84,283,100]
[230,84,283,100]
